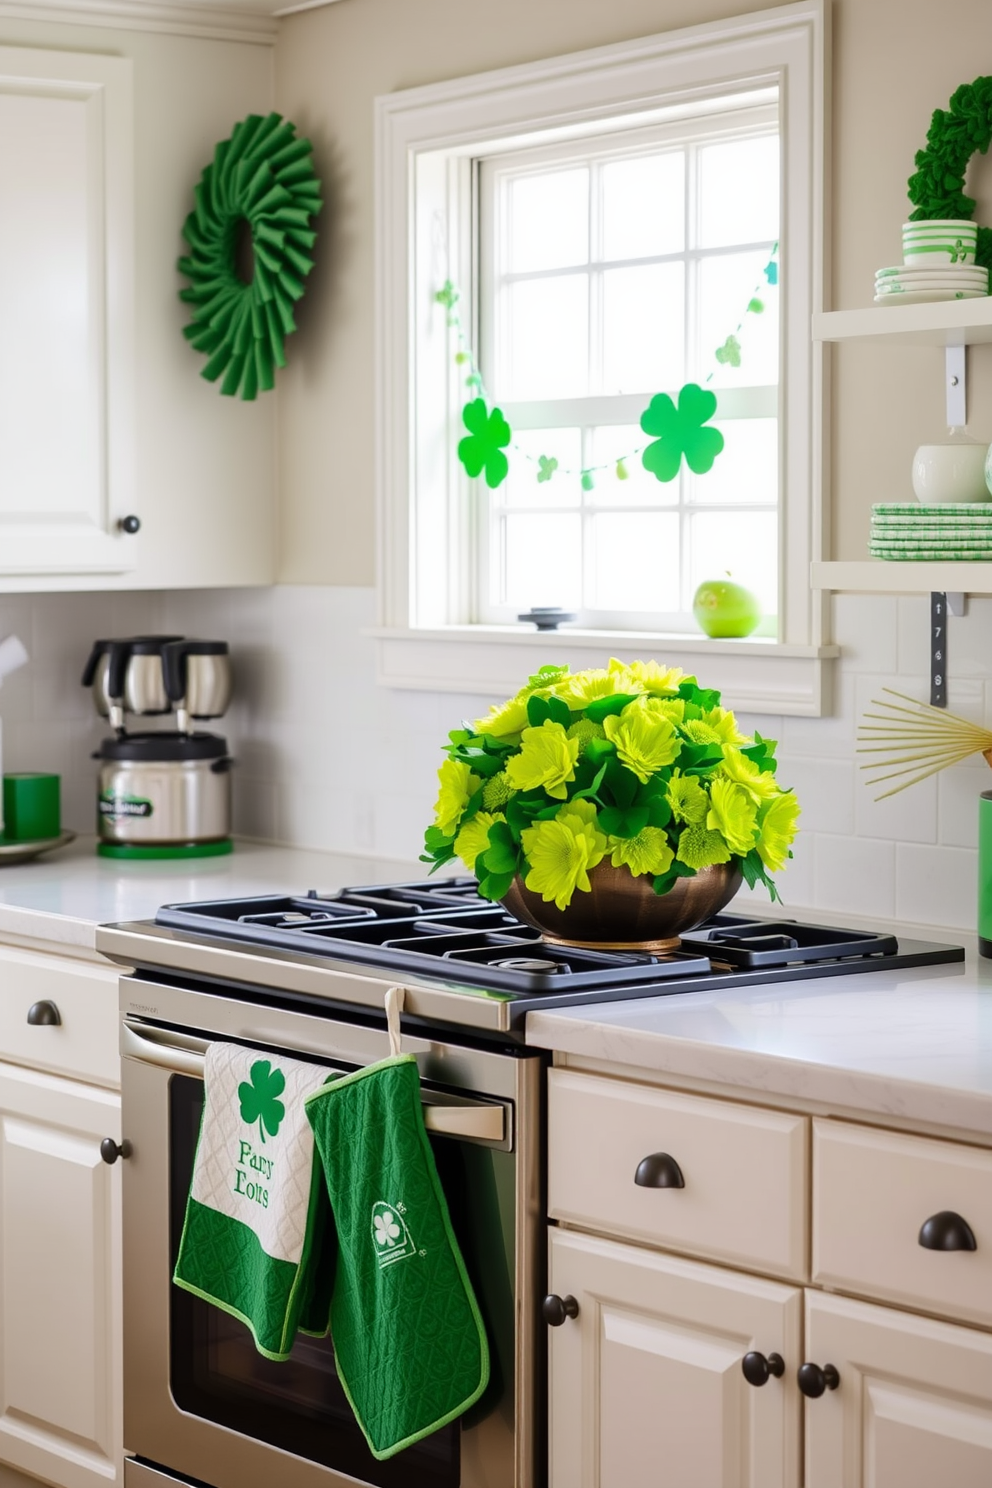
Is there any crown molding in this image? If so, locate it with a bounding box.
[0,0,343,45]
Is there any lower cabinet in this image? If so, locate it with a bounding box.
[0,1060,122,1488]
[805,1291,992,1488]
[548,1228,802,1488]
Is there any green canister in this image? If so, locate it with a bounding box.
[979,790,992,957]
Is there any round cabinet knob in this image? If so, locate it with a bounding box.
[117,514,141,535]
[918,1210,977,1252]
[99,1138,132,1165]
[26,1000,61,1026]
[797,1362,840,1398]
[742,1351,785,1387]
[634,1152,685,1189]
[542,1294,579,1327]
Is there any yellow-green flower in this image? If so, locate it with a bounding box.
[521,801,607,910]
[667,771,708,824]
[700,706,747,744]
[720,747,780,802]
[643,695,685,725]
[482,771,516,809]
[681,718,727,749]
[619,659,686,695]
[609,827,674,877]
[566,718,606,753]
[505,720,580,799]
[454,811,505,873]
[434,758,482,836]
[475,696,529,738]
[603,699,680,783]
[756,791,801,872]
[706,777,758,856]
[556,666,645,710]
[676,825,732,870]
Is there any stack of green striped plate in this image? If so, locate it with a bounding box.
[870,503,992,560]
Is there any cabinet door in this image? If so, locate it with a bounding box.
[0,47,134,578]
[0,1061,122,1488]
[805,1291,992,1488]
[549,1228,801,1488]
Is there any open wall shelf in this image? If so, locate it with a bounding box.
[814,299,992,347]
[812,561,992,596]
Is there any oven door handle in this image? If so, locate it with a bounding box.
[120,1020,507,1142]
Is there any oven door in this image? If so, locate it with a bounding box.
[119,984,541,1488]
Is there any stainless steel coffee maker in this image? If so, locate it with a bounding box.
[81,636,233,859]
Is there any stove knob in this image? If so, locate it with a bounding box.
[100,1138,133,1165]
[797,1362,840,1398]
[542,1294,579,1327]
[742,1351,785,1386]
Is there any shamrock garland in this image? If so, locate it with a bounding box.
[438,245,777,492]
[178,112,322,400]
[907,77,992,270]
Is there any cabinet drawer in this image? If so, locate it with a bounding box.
[548,1069,808,1279]
[0,946,120,1089]
[812,1119,992,1327]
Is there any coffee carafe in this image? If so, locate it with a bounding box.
[81,635,234,858]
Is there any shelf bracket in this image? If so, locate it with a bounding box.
[946,345,966,427]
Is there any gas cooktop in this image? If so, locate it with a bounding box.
[83,876,966,1039]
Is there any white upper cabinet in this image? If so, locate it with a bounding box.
[0,48,135,579]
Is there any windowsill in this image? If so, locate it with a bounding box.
[369,625,839,716]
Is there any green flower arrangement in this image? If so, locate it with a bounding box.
[422,661,800,911]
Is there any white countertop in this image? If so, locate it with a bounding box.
[0,835,422,952]
[526,952,992,1138]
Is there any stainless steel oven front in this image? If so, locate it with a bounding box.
[118,975,544,1488]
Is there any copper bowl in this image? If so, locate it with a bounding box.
[500,860,742,952]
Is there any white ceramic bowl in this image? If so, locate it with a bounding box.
[902,219,978,266]
[913,442,990,503]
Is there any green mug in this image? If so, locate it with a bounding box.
[2,773,61,842]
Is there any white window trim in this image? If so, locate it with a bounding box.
[373,0,836,716]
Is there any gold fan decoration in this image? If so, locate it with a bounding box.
[858,690,992,799]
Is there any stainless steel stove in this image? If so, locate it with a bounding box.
[95,880,963,1488]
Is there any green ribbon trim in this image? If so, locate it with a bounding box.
[178,112,322,400]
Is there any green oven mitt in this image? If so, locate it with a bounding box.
[305,1053,489,1460]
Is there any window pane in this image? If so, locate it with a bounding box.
[698,135,779,249]
[590,425,678,506]
[697,250,778,387]
[504,276,589,399]
[687,509,777,617]
[601,263,685,395]
[508,168,589,272]
[499,428,582,509]
[687,418,778,506]
[601,152,685,260]
[500,513,582,608]
[589,512,680,611]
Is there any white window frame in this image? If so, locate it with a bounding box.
[373,0,835,716]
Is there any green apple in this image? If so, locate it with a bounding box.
[692,577,761,638]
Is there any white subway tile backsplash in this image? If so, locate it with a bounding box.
[5,580,992,933]
[896,842,977,931]
[815,834,895,920]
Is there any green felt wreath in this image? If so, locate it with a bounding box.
[178,112,322,400]
[907,77,992,270]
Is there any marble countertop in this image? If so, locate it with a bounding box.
[526,951,992,1138]
[0,835,419,952]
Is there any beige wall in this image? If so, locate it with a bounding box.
[275,0,992,582]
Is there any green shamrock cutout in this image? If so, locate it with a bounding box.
[764,259,778,286]
[640,383,725,482]
[715,335,741,368]
[238,1059,286,1144]
[747,296,765,314]
[458,398,511,488]
[537,455,558,483]
[434,280,459,310]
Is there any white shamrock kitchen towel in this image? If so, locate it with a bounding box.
[173,1042,337,1359]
